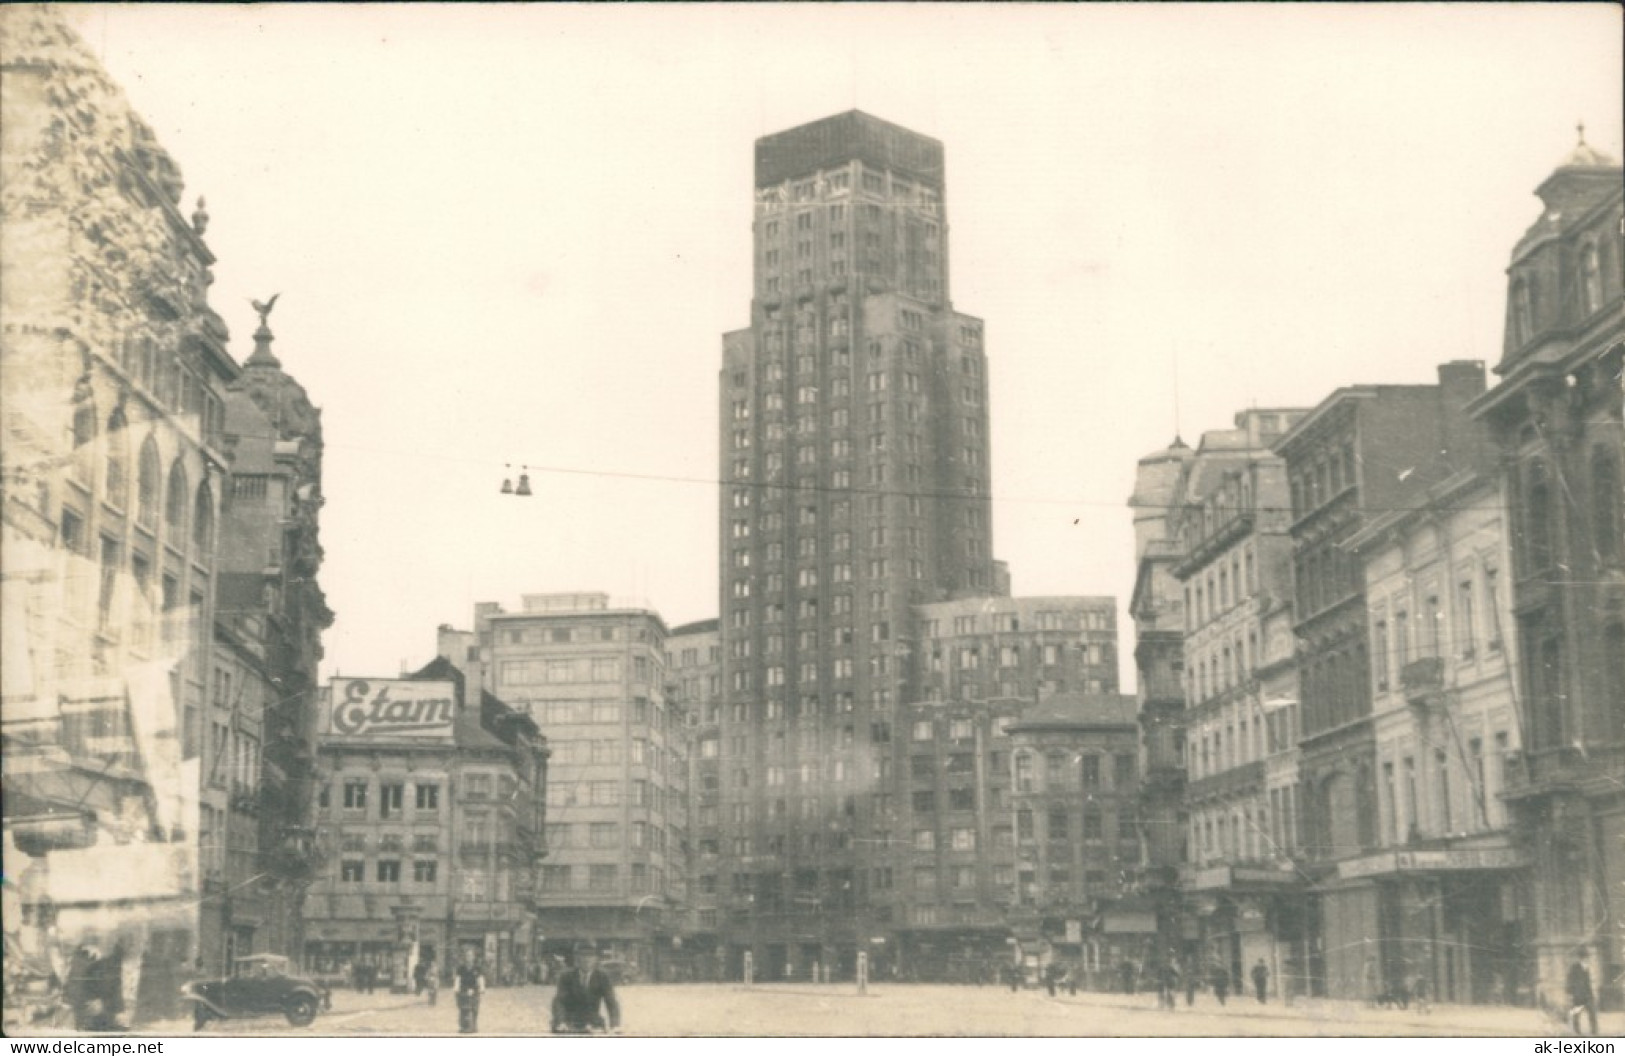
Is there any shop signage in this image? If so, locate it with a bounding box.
[1338,846,1522,880]
[325,678,456,740]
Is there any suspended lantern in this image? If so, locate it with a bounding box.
[515,467,533,497]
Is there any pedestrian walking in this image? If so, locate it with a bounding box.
[1118,959,1136,995]
[1410,971,1430,1014]
[551,947,621,1034]
[453,949,485,1034]
[1251,958,1269,1004]
[1567,950,1598,1037]
[1158,961,1179,1010]
[1209,964,1229,1006]
[1183,959,1197,1006]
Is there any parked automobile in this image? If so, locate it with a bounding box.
[596,958,639,985]
[182,954,329,1030]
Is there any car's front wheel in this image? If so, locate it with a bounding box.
[285,994,318,1027]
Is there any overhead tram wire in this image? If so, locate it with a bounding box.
[156,418,1528,517]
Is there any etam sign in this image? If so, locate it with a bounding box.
[327,679,456,740]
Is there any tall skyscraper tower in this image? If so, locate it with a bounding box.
[709,112,995,977]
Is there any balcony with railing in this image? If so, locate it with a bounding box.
[1400,656,1444,704]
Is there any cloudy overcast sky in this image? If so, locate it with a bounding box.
[75,3,1621,685]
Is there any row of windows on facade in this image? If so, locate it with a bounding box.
[517,697,671,729]
[728,498,980,543]
[61,515,209,658]
[495,624,626,646]
[668,644,722,669]
[318,776,518,813]
[545,736,675,770]
[546,780,671,810]
[1299,643,1371,734]
[546,820,671,852]
[1179,474,1263,550]
[730,400,984,449]
[693,810,1135,863]
[924,610,1110,636]
[1506,236,1613,348]
[733,434,976,474]
[495,656,656,687]
[1289,444,1358,519]
[538,863,667,892]
[760,238,940,273]
[1370,561,1505,690]
[729,552,981,590]
[728,561,936,603]
[760,190,941,232]
[1190,784,1300,865]
[1293,542,1359,625]
[691,746,1134,794]
[761,271,943,298]
[729,375,981,417]
[111,335,229,446]
[1188,705,1298,782]
[1184,544,1261,632]
[335,863,527,895]
[761,164,942,205]
[729,466,987,500]
[67,404,220,546]
[928,642,1111,670]
[1374,734,1514,848]
[739,337,980,379]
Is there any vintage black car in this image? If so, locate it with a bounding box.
[182,954,329,1029]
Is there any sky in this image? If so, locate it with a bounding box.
[73,2,1622,688]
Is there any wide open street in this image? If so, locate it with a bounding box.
[132,983,1616,1038]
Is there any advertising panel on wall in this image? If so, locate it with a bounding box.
[324,678,458,741]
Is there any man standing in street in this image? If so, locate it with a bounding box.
[1251,958,1269,1004]
[1567,950,1598,1036]
[453,948,485,1034]
[551,947,621,1034]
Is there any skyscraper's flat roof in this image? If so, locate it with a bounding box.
[755,110,944,190]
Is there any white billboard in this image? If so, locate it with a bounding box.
[325,678,457,741]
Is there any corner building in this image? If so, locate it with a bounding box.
[439,594,688,980]
[1469,136,1623,1009]
[715,112,994,978]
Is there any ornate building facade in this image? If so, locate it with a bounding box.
[3,6,234,1023]
[1469,133,1624,1009]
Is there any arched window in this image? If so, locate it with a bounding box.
[1580,242,1603,315]
[1511,276,1534,346]
[1603,623,1625,742]
[165,461,189,539]
[1525,461,1553,570]
[105,407,128,509]
[193,481,214,552]
[1593,448,1621,562]
[136,437,160,529]
[71,396,96,485]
